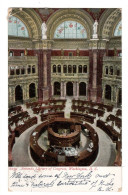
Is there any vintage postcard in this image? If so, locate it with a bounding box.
[7,5,122,192]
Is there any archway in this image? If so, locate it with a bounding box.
[79,82,86,96]
[54,82,60,95]
[15,85,23,102]
[105,85,111,100]
[29,83,36,98]
[66,82,73,96]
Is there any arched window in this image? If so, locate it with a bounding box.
[68,65,72,73]
[78,65,82,73]
[73,65,76,73]
[27,65,31,74]
[21,67,25,74]
[32,65,35,73]
[54,21,87,39]
[8,16,29,37]
[110,66,113,75]
[29,83,36,98]
[105,66,108,75]
[10,67,15,75]
[83,65,87,73]
[58,65,61,73]
[54,82,60,95]
[105,85,111,100]
[15,85,23,101]
[16,67,20,75]
[63,65,67,73]
[117,69,120,76]
[114,21,122,37]
[53,65,56,73]
[79,82,86,96]
[9,51,13,56]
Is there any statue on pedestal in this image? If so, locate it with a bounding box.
[93,20,98,39]
[41,22,47,40]
[77,48,79,56]
[24,48,28,56]
[61,48,64,56]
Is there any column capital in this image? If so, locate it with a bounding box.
[88,39,109,50]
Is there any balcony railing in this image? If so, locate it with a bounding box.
[103,56,122,61]
[8,56,38,61]
[51,56,89,60]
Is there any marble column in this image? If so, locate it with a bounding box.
[61,81,64,98]
[91,50,98,102]
[76,82,79,98]
[51,84,54,96]
[43,50,47,87]
[73,82,77,98]
[64,82,66,98]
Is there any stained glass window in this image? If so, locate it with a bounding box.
[114,21,122,36]
[8,16,29,37]
[54,21,87,39]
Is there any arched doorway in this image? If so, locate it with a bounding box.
[79,82,86,96]
[15,85,23,102]
[54,82,60,95]
[29,83,36,98]
[66,82,73,96]
[105,85,111,100]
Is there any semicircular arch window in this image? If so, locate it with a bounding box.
[114,21,122,36]
[8,16,29,37]
[54,21,87,39]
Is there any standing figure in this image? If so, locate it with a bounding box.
[93,20,98,39]
[41,22,47,40]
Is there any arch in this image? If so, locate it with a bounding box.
[105,66,108,75]
[10,67,15,75]
[21,67,25,74]
[99,8,121,38]
[58,65,61,73]
[9,8,42,39]
[32,65,36,73]
[29,83,36,98]
[78,65,82,73]
[54,21,87,39]
[110,66,113,75]
[46,9,94,39]
[8,16,29,37]
[63,65,67,73]
[66,82,73,96]
[16,67,20,75]
[53,65,56,73]
[79,82,86,96]
[114,21,122,36]
[117,68,120,76]
[54,82,60,95]
[27,65,31,74]
[105,85,111,100]
[73,65,76,73]
[15,85,23,101]
[83,65,87,73]
[68,65,72,73]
